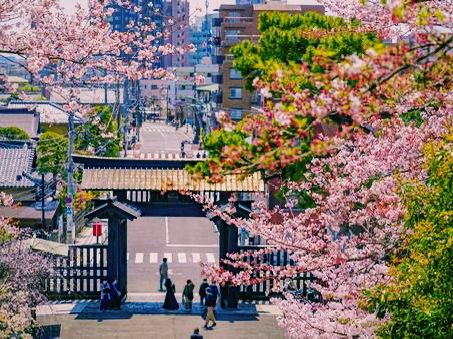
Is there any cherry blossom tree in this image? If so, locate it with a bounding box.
[189,1,452,337]
[0,193,51,336]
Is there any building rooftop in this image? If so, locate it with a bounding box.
[0,107,39,138]
[8,101,83,124]
[0,143,35,188]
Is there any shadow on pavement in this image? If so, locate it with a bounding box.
[33,324,61,339]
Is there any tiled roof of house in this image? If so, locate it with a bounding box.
[0,143,35,188]
[0,107,39,138]
[8,101,83,124]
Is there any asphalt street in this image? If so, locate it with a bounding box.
[127,217,219,294]
[138,121,193,155]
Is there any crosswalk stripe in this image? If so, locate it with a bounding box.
[163,253,173,263]
[149,252,158,263]
[206,253,216,263]
[135,253,144,264]
[192,253,201,263]
[177,253,187,263]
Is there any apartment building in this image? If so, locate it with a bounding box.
[140,64,220,118]
[212,2,324,120]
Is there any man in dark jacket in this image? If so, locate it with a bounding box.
[190,328,203,339]
[198,278,209,305]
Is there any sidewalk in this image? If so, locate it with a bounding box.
[37,293,281,317]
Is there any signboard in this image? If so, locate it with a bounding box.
[92,222,102,237]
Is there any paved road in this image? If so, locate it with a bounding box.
[138,121,193,155]
[127,217,219,293]
[36,313,285,339]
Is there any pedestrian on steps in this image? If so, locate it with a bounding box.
[190,328,203,339]
[159,258,168,292]
[182,279,195,310]
[203,283,218,329]
[100,279,111,311]
[162,278,179,311]
[198,278,209,305]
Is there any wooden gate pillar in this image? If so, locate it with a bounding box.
[85,198,140,299]
[107,215,128,295]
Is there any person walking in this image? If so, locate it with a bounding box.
[190,328,203,339]
[100,279,111,311]
[162,278,179,311]
[108,278,121,310]
[198,278,209,306]
[182,279,195,310]
[159,258,169,292]
[203,284,218,329]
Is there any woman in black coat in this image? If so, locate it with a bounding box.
[162,278,179,310]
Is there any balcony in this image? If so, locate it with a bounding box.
[212,74,223,84]
[223,34,260,47]
[212,17,223,27]
[223,17,253,26]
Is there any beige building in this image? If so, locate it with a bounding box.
[213,2,324,120]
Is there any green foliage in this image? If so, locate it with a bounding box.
[0,126,29,140]
[401,109,424,127]
[37,131,68,176]
[75,105,121,157]
[367,132,453,338]
[186,128,251,177]
[18,84,41,92]
[231,11,381,89]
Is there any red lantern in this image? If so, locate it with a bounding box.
[92,222,102,237]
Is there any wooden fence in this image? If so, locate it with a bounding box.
[236,246,315,300]
[43,244,107,299]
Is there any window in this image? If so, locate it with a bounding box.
[229,68,242,80]
[225,29,240,37]
[229,87,242,99]
[151,84,158,90]
[230,108,243,120]
[229,11,241,17]
[143,84,147,89]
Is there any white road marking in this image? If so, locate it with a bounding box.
[135,253,144,264]
[149,252,158,264]
[206,253,216,263]
[192,253,201,263]
[166,244,219,248]
[127,253,130,262]
[177,253,187,263]
[165,217,170,245]
[163,253,172,263]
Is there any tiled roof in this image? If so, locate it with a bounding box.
[8,101,83,124]
[0,108,39,138]
[81,168,265,192]
[0,144,35,188]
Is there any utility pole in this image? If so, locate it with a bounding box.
[41,173,45,229]
[67,108,75,243]
[123,78,129,157]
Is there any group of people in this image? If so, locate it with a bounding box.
[99,278,122,311]
[159,258,219,329]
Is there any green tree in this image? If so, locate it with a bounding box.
[36,131,68,177]
[189,12,380,181]
[367,131,453,338]
[231,11,380,89]
[0,126,30,140]
[75,105,121,157]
